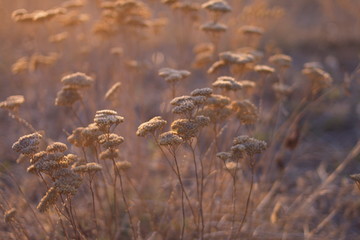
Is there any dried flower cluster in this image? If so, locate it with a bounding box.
[231,100,259,125]
[217,135,267,172]
[12,53,58,74]
[136,116,167,137]
[212,76,243,91]
[55,72,94,106]
[158,68,191,84]
[0,95,25,111]
[12,134,83,212]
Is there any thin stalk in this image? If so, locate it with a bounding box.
[189,141,204,240]
[151,134,198,225]
[237,163,255,236]
[113,162,118,236]
[59,195,80,240]
[1,165,47,236]
[113,160,137,240]
[229,174,237,240]
[88,175,98,236]
[171,148,185,240]
[7,111,37,132]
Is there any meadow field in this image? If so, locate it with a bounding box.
[0,0,360,239]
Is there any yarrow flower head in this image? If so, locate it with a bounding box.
[61,72,94,89]
[232,135,267,157]
[12,132,42,155]
[0,95,25,111]
[158,68,191,83]
[202,0,231,13]
[72,162,102,174]
[231,100,259,125]
[136,116,167,137]
[212,76,242,91]
[159,131,183,146]
[98,133,124,148]
[94,109,124,130]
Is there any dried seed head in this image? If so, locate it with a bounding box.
[192,96,208,105]
[172,100,195,115]
[65,154,79,165]
[159,131,183,146]
[28,52,59,72]
[4,208,17,223]
[82,123,102,145]
[206,94,231,107]
[199,106,232,123]
[232,135,267,156]
[12,9,28,20]
[193,42,214,54]
[269,54,292,68]
[37,187,58,213]
[53,169,82,195]
[73,162,102,174]
[231,144,246,159]
[62,0,86,9]
[100,149,119,160]
[49,31,69,43]
[200,22,227,33]
[202,0,231,13]
[115,161,132,171]
[238,80,256,89]
[105,82,122,100]
[191,88,213,97]
[212,76,242,91]
[239,47,264,61]
[254,65,275,74]
[136,116,167,137]
[94,110,124,130]
[195,115,210,127]
[171,119,200,140]
[304,62,323,69]
[55,86,81,106]
[216,152,232,161]
[162,0,178,5]
[207,60,226,74]
[170,96,193,106]
[172,2,200,12]
[31,151,47,164]
[273,83,293,99]
[0,95,25,111]
[98,133,124,148]
[46,142,68,153]
[239,25,264,36]
[61,72,94,89]
[125,16,151,28]
[12,133,42,155]
[33,152,67,175]
[231,100,258,125]
[219,51,254,65]
[302,67,332,95]
[67,127,85,147]
[12,57,29,74]
[158,68,191,83]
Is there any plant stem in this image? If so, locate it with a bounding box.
[112,159,137,240]
[171,148,185,240]
[237,163,255,236]
[152,134,198,225]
